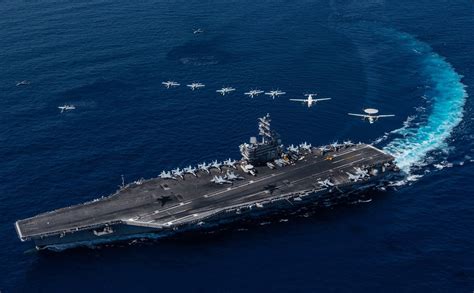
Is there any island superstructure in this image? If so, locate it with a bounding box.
[15,114,396,250]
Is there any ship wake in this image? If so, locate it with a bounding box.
[380,30,467,174]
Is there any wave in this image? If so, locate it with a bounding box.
[382,30,468,173]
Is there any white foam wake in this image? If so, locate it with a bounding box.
[383,31,467,173]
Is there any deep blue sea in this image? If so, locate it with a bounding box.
[1,0,473,292]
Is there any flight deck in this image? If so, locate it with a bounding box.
[15,115,396,249]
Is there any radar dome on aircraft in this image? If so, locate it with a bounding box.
[364,108,379,114]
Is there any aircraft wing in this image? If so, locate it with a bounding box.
[376,114,395,118]
[348,113,368,117]
[315,98,331,101]
[289,99,307,102]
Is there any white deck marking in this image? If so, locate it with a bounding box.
[200,147,368,200]
[204,146,369,199]
[203,149,379,204]
[204,174,277,198]
[332,153,362,164]
[152,201,192,214]
[291,158,366,186]
[156,151,382,224]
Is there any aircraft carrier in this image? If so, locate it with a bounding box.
[15,114,397,250]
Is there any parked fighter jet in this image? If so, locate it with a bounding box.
[330,141,340,150]
[223,158,237,169]
[184,165,198,177]
[318,179,335,188]
[346,172,361,182]
[353,167,369,178]
[343,140,354,146]
[159,170,176,180]
[287,144,299,153]
[210,175,231,184]
[198,162,211,173]
[225,170,243,181]
[211,160,222,171]
[299,142,312,151]
[319,145,331,152]
[171,168,185,179]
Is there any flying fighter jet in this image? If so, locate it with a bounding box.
[244,89,264,98]
[210,175,231,185]
[186,83,205,91]
[348,108,395,124]
[265,90,286,99]
[216,87,236,96]
[289,94,331,108]
[161,81,180,88]
[58,104,76,113]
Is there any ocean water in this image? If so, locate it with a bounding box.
[1,0,473,291]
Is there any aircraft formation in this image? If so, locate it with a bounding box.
[160,80,395,123]
[16,79,395,123]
